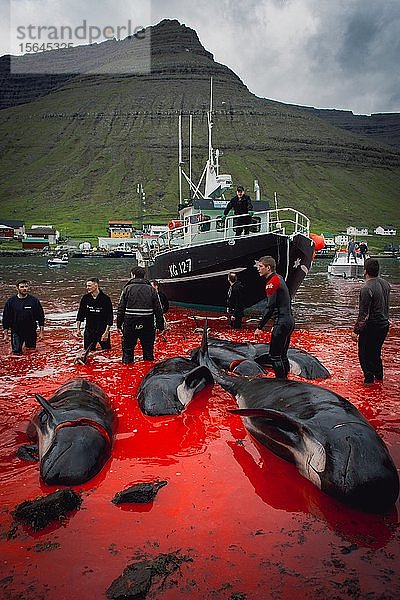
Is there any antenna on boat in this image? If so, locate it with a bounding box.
[189,114,193,197]
[178,113,183,206]
[254,179,260,201]
[274,191,280,228]
[208,78,213,166]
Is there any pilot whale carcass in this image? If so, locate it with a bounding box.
[137,357,213,416]
[190,338,330,380]
[198,326,399,513]
[27,378,115,486]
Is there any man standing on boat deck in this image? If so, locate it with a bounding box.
[222,186,254,236]
[117,267,165,364]
[2,280,45,355]
[76,278,113,352]
[351,258,390,385]
[254,256,295,379]
[347,238,358,263]
[358,241,368,261]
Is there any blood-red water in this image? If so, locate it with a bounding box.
[1,309,399,599]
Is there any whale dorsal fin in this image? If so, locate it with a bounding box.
[229,407,316,443]
[34,394,57,418]
[229,407,301,428]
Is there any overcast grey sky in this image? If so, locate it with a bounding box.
[2,0,399,115]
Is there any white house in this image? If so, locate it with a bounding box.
[335,235,349,247]
[143,224,169,236]
[374,225,397,236]
[346,226,369,237]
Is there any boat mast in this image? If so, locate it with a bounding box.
[178,78,232,204]
[178,113,183,206]
[189,114,193,196]
[208,77,213,168]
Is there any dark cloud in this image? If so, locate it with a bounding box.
[1,0,399,114]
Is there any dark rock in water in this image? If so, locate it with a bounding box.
[106,551,192,600]
[16,444,39,462]
[112,480,168,505]
[13,488,82,531]
[106,561,153,600]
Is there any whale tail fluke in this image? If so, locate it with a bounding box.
[74,342,94,365]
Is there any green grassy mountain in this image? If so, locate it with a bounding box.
[1,19,399,238]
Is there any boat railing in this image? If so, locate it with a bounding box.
[147,208,309,258]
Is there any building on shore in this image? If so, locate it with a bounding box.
[0,220,25,239]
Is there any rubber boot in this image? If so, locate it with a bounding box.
[283,358,290,378]
[270,356,287,379]
[122,350,134,364]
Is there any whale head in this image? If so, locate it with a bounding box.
[34,394,111,486]
[321,422,399,513]
[40,425,110,486]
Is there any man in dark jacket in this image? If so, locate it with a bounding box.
[117,267,165,364]
[254,256,295,379]
[351,258,390,385]
[223,186,253,236]
[2,280,45,355]
[76,277,113,351]
[358,241,368,260]
[347,238,358,263]
[227,272,244,329]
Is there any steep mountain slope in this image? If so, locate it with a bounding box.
[0,19,399,235]
[305,108,400,151]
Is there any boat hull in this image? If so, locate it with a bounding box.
[47,261,68,267]
[146,232,313,310]
[328,263,364,278]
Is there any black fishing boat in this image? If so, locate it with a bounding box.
[137,82,314,311]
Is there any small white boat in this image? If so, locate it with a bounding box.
[327,250,365,278]
[48,253,69,267]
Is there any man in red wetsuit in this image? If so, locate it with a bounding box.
[254,256,295,378]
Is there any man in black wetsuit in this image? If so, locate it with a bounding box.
[351,258,390,385]
[2,280,45,355]
[358,241,368,261]
[117,267,165,364]
[76,278,113,351]
[254,256,295,379]
[223,186,254,236]
[227,272,244,329]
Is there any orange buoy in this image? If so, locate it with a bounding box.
[168,220,183,230]
[310,233,325,251]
